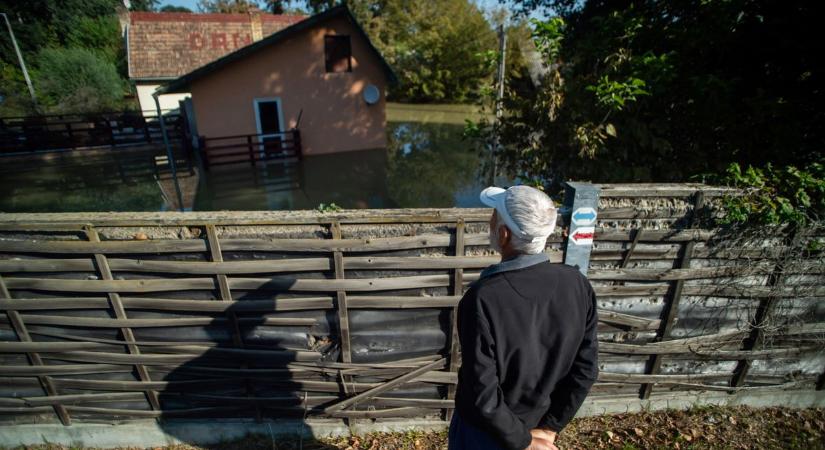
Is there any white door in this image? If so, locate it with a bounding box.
[253,98,285,159]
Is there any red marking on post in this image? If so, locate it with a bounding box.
[573,231,594,240]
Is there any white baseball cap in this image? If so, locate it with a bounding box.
[480,185,556,244]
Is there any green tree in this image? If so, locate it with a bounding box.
[34,47,125,113]
[262,0,306,14]
[159,5,193,12]
[348,0,498,103]
[306,0,336,13]
[198,0,261,13]
[481,0,825,188]
[129,0,159,11]
[0,0,123,59]
[65,15,127,75]
[0,0,130,114]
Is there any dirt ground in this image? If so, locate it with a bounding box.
[7,406,825,450]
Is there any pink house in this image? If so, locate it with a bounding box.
[156,5,396,158]
[127,10,304,115]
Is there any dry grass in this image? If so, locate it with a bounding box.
[7,406,825,450]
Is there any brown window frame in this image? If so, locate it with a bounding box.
[324,35,352,73]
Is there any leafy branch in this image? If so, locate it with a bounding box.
[712,161,824,227]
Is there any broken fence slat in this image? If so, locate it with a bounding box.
[324,357,446,413]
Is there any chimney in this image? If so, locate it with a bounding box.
[248,7,263,41]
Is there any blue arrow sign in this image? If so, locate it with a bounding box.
[572,207,597,225]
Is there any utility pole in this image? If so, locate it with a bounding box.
[1,13,37,109]
[153,93,185,211]
[490,24,507,184]
[495,25,507,121]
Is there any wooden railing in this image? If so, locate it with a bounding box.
[199,130,302,169]
[0,111,185,155]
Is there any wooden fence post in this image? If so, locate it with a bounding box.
[562,182,600,276]
[0,275,72,425]
[84,226,161,413]
[247,135,256,166]
[730,228,797,388]
[330,220,355,424]
[107,118,116,150]
[65,122,74,148]
[143,115,152,144]
[204,224,262,421]
[444,219,465,421]
[639,191,705,399]
[330,221,353,364]
[199,136,210,170]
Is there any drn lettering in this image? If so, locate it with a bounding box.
[189,33,205,50]
[211,33,228,50]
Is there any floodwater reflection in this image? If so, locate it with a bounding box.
[194,121,496,211]
[0,104,503,212]
[0,150,167,212]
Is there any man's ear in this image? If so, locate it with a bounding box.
[498,224,511,248]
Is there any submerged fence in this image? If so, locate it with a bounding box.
[0,111,186,155]
[0,183,823,426]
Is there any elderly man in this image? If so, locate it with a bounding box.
[448,185,599,450]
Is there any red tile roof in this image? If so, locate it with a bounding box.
[127,11,305,80]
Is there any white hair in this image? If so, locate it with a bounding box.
[496,186,557,255]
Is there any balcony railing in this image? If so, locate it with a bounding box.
[198,130,302,169]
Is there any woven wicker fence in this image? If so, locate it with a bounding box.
[0,183,823,426]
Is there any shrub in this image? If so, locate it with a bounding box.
[714,161,824,227]
[34,47,125,113]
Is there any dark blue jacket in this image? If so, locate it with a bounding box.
[454,253,599,450]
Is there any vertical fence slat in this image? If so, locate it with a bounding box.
[730,229,797,388]
[205,225,233,303]
[445,219,465,421]
[639,192,704,399]
[0,275,72,425]
[84,226,161,412]
[330,221,353,364]
[205,224,261,420]
[330,220,355,425]
[247,135,255,166]
[621,229,643,269]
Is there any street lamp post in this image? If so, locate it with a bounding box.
[1,12,38,109]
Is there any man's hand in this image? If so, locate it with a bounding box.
[531,428,557,445]
[524,435,558,450]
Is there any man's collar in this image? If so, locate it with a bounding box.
[478,252,549,280]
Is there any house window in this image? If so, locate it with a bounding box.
[325,35,352,73]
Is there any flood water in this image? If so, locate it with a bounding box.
[0,103,503,212]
